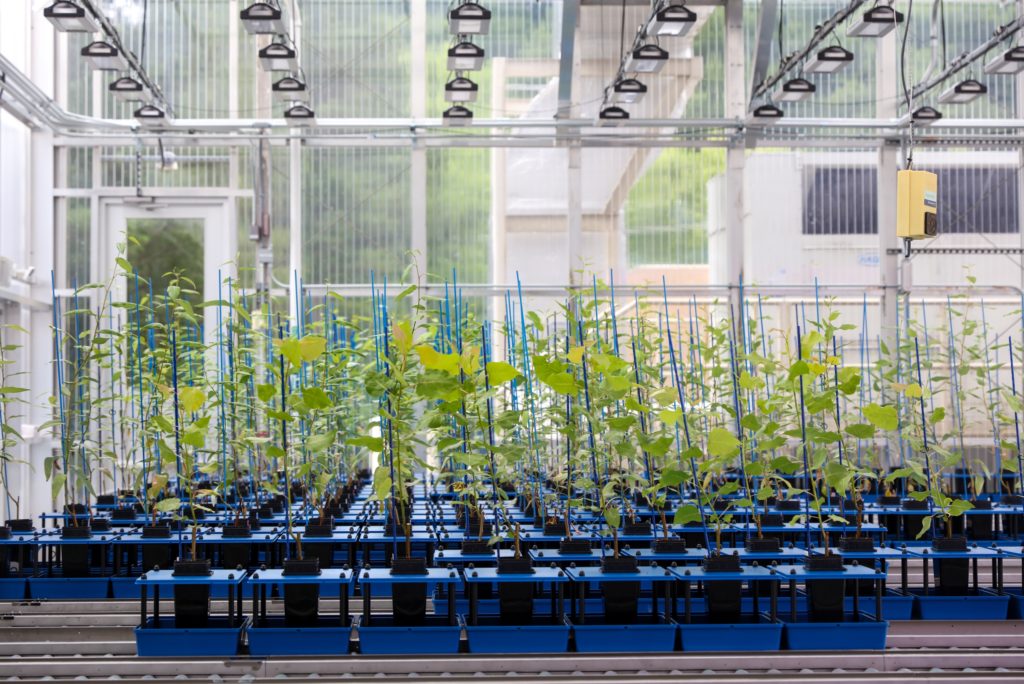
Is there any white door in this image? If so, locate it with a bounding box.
[102,200,236,342]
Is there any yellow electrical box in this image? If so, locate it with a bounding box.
[896,169,938,240]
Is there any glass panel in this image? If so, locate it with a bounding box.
[126,217,205,313]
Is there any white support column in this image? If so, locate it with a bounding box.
[288,137,302,323]
[24,9,57,521]
[567,143,582,286]
[724,0,746,310]
[410,0,427,282]
[490,58,508,289]
[877,25,899,338]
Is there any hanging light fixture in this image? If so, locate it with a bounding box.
[284,104,315,126]
[443,105,474,126]
[847,5,904,38]
[259,42,298,71]
[983,46,1024,74]
[134,104,167,126]
[900,105,942,126]
[449,2,491,35]
[81,41,130,72]
[752,103,784,121]
[624,43,669,74]
[647,2,697,37]
[109,76,148,102]
[773,77,815,102]
[240,2,286,35]
[43,1,100,32]
[598,105,630,124]
[611,77,647,104]
[272,75,308,102]
[444,76,479,103]
[447,41,486,71]
[803,45,854,74]
[937,78,987,104]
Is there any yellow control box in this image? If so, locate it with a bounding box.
[896,169,938,240]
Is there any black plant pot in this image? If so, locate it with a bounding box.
[220,525,253,569]
[141,525,173,572]
[744,536,781,553]
[96,494,116,506]
[111,507,136,521]
[775,499,802,512]
[902,498,929,539]
[1002,494,1024,538]
[460,539,492,555]
[302,522,335,569]
[838,536,875,552]
[59,526,92,578]
[390,556,428,626]
[171,559,212,628]
[496,556,535,624]
[653,537,687,554]
[7,519,33,533]
[271,497,286,514]
[544,522,567,537]
[804,553,845,622]
[600,555,639,623]
[933,536,969,595]
[282,558,321,626]
[558,538,591,555]
[876,495,901,507]
[968,500,993,540]
[623,521,652,536]
[703,553,742,623]
[258,505,275,520]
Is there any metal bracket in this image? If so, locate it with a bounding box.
[885,246,1024,256]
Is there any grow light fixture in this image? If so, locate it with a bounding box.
[803,45,854,74]
[447,41,485,71]
[442,105,474,126]
[847,5,904,38]
[598,105,630,125]
[624,44,669,74]
[240,2,286,35]
[937,78,987,104]
[81,41,130,72]
[284,104,315,126]
[899,105,942,126]
[752,103,784,121]
[272,76,308,102]
[444,76,479,103]
[647,2,697,37]
[773,77,816,102]
[258,42,298,72]
[611,77,647,104]
[133,104,167,126]
[109,76,148,102]
[43,1,99,33]
[449,2,491,35]
[983,46,1024,75]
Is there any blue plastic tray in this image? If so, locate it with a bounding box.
[247,618,350,656]
[134,616,249,657]
[911,591,1010,620]
[782,614,888,650]
[567,617,677,653]
[355,616,461,655]
[27,577,110,600]
[462,616,570,654]
[678,617,782,652]
[0,578,26,600]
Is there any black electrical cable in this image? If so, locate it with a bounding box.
[900,0,914,112]
[777,0,785,63]
[939,0,947,69]
[141,0,148,67]
[619,0,627,61]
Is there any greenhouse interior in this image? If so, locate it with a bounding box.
[3,0,1024,681]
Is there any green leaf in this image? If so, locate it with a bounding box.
[660,467,688,487]
[373,466,393,501]
[115,257,133,273]
[416,345,460,375]
[707,427,741,458]
[915,515,932,539]
[486,361,521,386]
[567,346,585,365]
[302,387,332,410]
[844,423,876,439]
[862,403,898,431]
[347,435,384,452]
[929,407,946,425]
[307,430,336,453]
[948,499,974,517]
[738,370,764,391]
[274,338,303,366]
[150,415,174,434]
[604,506,621,530]
[673,504,702,525]
[787,360,810,380]
[299,335,328,362]
[395,284,417,301]
[180,386,206,414]
[542,372,578,396]
[50,472,66,501]
[153,497,182,513]
[257,383,277,403]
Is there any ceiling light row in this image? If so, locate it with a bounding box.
[443,3,490,126]
[239,2,313,126]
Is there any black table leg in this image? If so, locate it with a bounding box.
[362,583,371,625]
[447,582,455,627]
[341,582,349,627]
[789,579,797,622]
[153,585,160,627]
[469,583,478,626]
[852,575,860,621]
[923,558,929,596]
[683,580,691,624]
[252,583,259,626]
[578,581,586,625]
[876,577,883,622]
[228,585,235,627]
[140,584,147,629]
[770,581,777,622]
